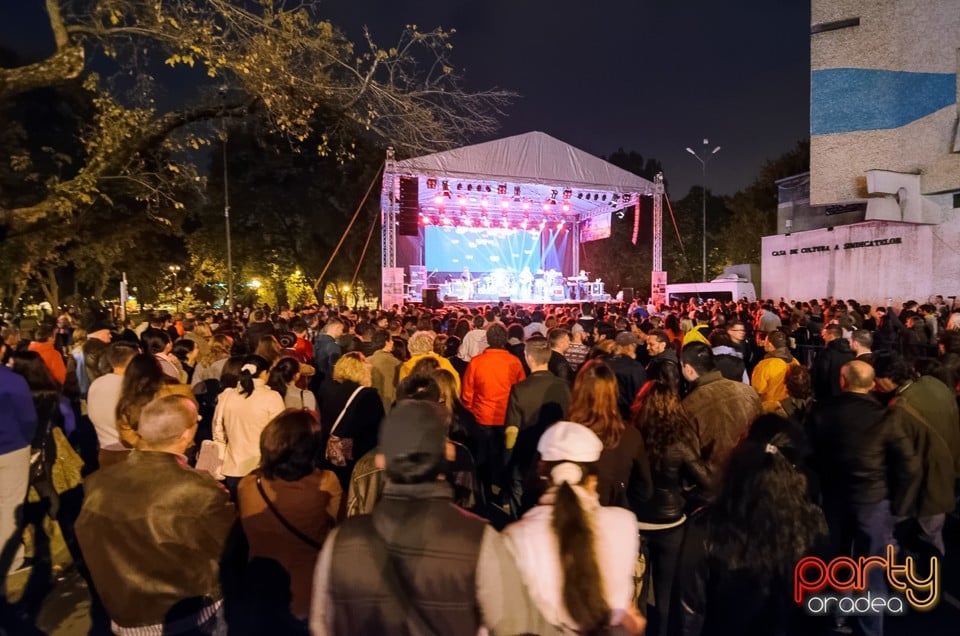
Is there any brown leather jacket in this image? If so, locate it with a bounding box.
[682,370,762,475]
[75,451,236,629]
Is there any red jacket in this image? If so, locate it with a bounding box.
[462,348,525,426]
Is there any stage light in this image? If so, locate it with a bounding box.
[482,214,491,227]
[543,202,551,211]
[593,194,599,201]
[441,180,448,191]
[602,194,607,201]
[557,220,565,229]
[422,215,432,225]
[577,192,584,199]
[500,200,509,209]
[481,196,489,208]
[539,220,547,230]
[443,216,452,225]
[434,195,443,205]
[426,178,438,189]
[522,201,530,210]
[498,184,508,195]
[563,189,573,200]
[562,202,570,212]
[456,182,462,190]
[457,196,466,205]
[485,185,491,193]
[622,193,631,203]
[464,217,473,226]
[502,217,509,228]
[521,217,528,229]
[616,210,625,219]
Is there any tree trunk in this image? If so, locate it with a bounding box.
[38,268,60,310]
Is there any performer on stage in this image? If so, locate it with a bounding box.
[461,266,472,300]
[518,266,533,301]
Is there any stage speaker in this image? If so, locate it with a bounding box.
[422,287,441,308]
[622,287,634,303]
[398,176,419,236]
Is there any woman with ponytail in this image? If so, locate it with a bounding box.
[502,421,646,635]
[213,354,285,495]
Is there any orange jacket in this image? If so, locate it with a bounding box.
[28,341,67,385]
[462,348,526,426]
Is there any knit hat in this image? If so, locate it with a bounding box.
[379,400,448,481]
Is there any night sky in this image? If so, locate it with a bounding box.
[1,0,811,197]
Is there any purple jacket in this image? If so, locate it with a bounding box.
[0,366,37,454]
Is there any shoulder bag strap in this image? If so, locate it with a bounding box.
[896,398,951,451]
[363,518,437,634]
[330,386,365,435]
[256,476,323,550]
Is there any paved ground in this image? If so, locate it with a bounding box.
[3,515,960,635]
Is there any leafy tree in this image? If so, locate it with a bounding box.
[0,0,511,307]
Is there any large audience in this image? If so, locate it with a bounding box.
[1,293,958,635]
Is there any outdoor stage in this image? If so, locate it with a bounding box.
[379,131,664,308]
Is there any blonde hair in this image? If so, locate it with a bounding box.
[407,331,436,356]
[431,369,460,414]
[333,351,371,386]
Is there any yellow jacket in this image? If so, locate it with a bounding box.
[750,354,799,411]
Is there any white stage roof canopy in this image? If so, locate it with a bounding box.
[393,131,656,221]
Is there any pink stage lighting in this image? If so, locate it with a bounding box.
[557,220,565,229]
[562,203,570,212]
[501,217,509,228]
[500,200,509,209]
[434,195,443,205]
[522,201,530,210]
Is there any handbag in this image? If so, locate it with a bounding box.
[325,386,364,467]
[196,439,227,480]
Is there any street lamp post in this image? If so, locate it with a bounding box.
[685,140,721,281]
[168,265,181,312]
[220,86,234,313]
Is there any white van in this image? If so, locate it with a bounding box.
[665,275,757,304]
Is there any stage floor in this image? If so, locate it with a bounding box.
[409,295,611,308]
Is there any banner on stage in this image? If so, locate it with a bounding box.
[651,271,667,306]
[581,213,612,243]
[382,267,405,309]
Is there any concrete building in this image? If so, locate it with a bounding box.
[761,0,960,304]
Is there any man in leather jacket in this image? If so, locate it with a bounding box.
[76,395,236,634]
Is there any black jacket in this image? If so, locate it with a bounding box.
[811,339,854,400]
[672,509,824,636]
[605,354,647,420]
[808,392,919,513]
[504,371,571,515]
[547,350,573,384]
[634,438,711,524]
[317,380,386,489]
[597,425,652,513]
[646,348,682,394]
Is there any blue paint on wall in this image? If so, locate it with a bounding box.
[811,68,956,135]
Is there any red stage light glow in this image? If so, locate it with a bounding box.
[434,195,443,205]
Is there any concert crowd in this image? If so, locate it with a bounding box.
[1,294,958,635]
